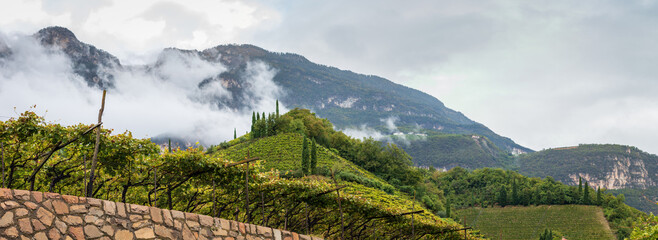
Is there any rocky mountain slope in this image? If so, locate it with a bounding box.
[0,26,532,167]
[518,144,658,190]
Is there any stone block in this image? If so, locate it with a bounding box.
[52,200,69,214]
[15,207,28,217]
[34,231,48,240]
[116,202,126,217]
[273,229,282,240]
[55,218,67,233]
[239,222,246,235]
[115,229,134,240]
[70,204,87,214]
[45,192,61,199]
[1,200,19,210]
[171,210,185,219]
[42,199,54,211]
[155,224,175,239]
[0,211,14,227]
[33,191,44,203]
[25,201,39,210]
[163,209,174,226]
[63,215,83,225]
[89,206,104,216]
[0,188,12,199]
[150,207,163,223]
[84,225,104,238]
[4,227,19,238]
[48,228,61,240]
[103,200,116,215]
[14,189,30,200]
[257,225,273,237]
[87,198,102,207]
[182,225,195,240]
[199,214,213,227]
[130,204,149,214]
[101,225,114,236]
[135,227,155,239]
[18,218,33,234]
[185,212,199,221]
[32,219,47,231]
[132,219,151,229]
[62,195,79,204]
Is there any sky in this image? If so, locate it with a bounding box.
[1,0,657,154]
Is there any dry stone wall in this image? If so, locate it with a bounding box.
[0,188,320,240]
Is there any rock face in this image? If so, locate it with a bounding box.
[33,26,121,89]
[0,188,319,240]
[519,144,658,190]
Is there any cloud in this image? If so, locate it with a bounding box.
[340,125,388,142]
[0,31,286,146]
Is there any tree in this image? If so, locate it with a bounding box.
[234,128,237,139]
[596,187,602,206]
[578,177,583,201]
[276,99,280,118]
[539,229,553,240]
[498,185,508,207]
[583,181,590,205]
[301,137,309,175]
[310,139,317,174]
[251,112,256,133]
[445,197,451,218]
[512,178,519,205]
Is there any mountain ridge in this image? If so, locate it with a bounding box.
[2,26,531,158]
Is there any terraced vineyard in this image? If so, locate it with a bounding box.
[455,205,615,240]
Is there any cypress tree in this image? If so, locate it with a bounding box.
[276,99,280,118]
[596,187,602,206]
[310,139,317,174]
[583,181,590,204]
[498,185,508,207]
[168,138,172,153]
[512,178,519,205]
[301,137,309,175]
[234,128,237,139]
[539,229,553,240]
[445,198,451,218]
[578,177,583,201]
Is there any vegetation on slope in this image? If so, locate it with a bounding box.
[518,144,658,188]
[455,205,615,240]
[0,108,479,239]
[432,167,644,239]
[397,131,514,169]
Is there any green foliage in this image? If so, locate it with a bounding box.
[538,229,553,240]
[301,137,309,175]
[310,139,317,174]
[399,132,515,170]
[629,214,658,240]
[456,205,616,240]
[1,110,480,239]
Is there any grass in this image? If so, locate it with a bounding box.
[455,205,615,240]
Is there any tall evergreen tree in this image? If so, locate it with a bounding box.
[251,112,256,134]
[583,181,590,205]
[276,99,280,118]
[498,185,508,207]
[445,197,452,218]
[578,177,583,201]
[596,187,602,206]
[310,139,317,174]
[539,229,553,240]
[168,138,172,153]
[301,137,309,175]
[512,178,519,205]
[233,128,236,139]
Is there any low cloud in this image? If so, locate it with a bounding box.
[0,31,286,146]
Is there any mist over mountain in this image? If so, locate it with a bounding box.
[0,26,529,161]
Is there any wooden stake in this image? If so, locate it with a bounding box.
[1,142,4,188]
[87,90,106,197]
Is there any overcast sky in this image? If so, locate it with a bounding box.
[1,0,657,154]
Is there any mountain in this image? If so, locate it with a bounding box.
[5,27,529,154]
[518,144,658,190]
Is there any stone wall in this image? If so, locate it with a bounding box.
[0,188,320,240]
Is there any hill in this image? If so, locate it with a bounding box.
[0,27,531,161]
[397,131,514,170]
[518,144,658,190]
[455,205,615,240]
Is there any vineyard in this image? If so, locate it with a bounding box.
[0,109,479,239]
[455,205,615,240]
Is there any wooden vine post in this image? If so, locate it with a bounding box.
[331,169,345,240]
[1,142,4,188]
[87,90,106,197]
